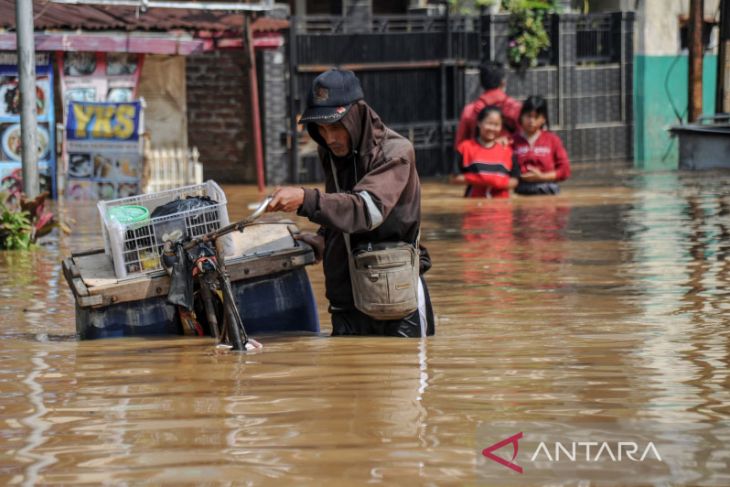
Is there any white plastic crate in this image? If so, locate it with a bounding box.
[98,180,232,280]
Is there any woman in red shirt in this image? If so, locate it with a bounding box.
[454,106,520,198]
[513,96,571,195]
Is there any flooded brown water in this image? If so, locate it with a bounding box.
[1,168,729,485]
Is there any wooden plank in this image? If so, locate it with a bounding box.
[63,257,91,300]
[89,276,169,308]
[72,248,105,258]
[62,257,79,280]
[75,252,130,288]
[226,249,315,282]
[78,291,103,307]
[71,277,89,297]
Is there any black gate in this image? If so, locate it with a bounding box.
[285,12,634,182]
[287,14,480,182]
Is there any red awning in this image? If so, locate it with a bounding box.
[0,0,289,32]
[0,32,206,55]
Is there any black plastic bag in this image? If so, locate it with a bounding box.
[166,243,194,310]
[150,195,218,218]
[151,196,219,243]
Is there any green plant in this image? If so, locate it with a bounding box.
[0,195,32,250]
[503,0,554,69]
[0,169,55,247]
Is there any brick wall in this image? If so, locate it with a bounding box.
[186,49,255,183]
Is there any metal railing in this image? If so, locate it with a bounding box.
[144,146,203,193]
[576,13,615,63]
[296,14,479,34]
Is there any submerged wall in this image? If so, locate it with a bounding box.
[634,54,717,170]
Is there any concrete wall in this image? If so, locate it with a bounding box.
[634,53,717,169]
[633,0,720,169]
[186,49,255,183]
[636,0,719,56]
[138,55,188,149]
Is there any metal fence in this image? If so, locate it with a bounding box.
[576,14,615,63]
[286,13,479,181]
[276,11,634,183]
[480,12,635,164]
[144,147,203,193]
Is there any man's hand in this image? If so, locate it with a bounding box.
[294,232,324,263]
[267,186,305,213]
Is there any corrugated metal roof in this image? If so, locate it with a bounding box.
[0,0,288,32]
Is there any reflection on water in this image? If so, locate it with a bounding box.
[0,169,729,485]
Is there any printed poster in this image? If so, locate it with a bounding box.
[65,100,144,200]
[0,62,56,196]
[59,52,143,109]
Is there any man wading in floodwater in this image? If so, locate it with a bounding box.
[266,68,435,337]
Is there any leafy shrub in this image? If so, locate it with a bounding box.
[503,0,554,69]
[0,170,55,250]
[0,195,32,250]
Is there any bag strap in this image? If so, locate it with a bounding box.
[329,155,354,256]
[329,154,419,250]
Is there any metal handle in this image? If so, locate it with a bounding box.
[182,196,273,251]
[250,196,272,220]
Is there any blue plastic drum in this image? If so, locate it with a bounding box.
[75,267,320,339]
[231,267,320,334]
[76,296,179,339]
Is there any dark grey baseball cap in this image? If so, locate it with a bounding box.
[299,68,364,124]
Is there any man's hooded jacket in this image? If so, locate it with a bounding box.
[298,100,428,308]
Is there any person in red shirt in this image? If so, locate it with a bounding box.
[454,106,520,198]
[512,95,571,196]
[455,61,522,149]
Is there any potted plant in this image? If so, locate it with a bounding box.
[503,0,554,69]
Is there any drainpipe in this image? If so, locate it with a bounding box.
[688,0,704,122]
[717,0,729,113]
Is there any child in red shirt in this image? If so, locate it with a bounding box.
[454,106,520,198]
[512,95,571,195]
[455,62,522,148]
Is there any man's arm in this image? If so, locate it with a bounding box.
[268,194,326,262]
[269,158,412,235]
[267,187,305,213]
[301,157,411,234]
[501,96,523,134]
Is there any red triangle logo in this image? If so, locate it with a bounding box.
[482,432,524,474]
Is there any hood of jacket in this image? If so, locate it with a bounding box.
[306,100,385,170]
